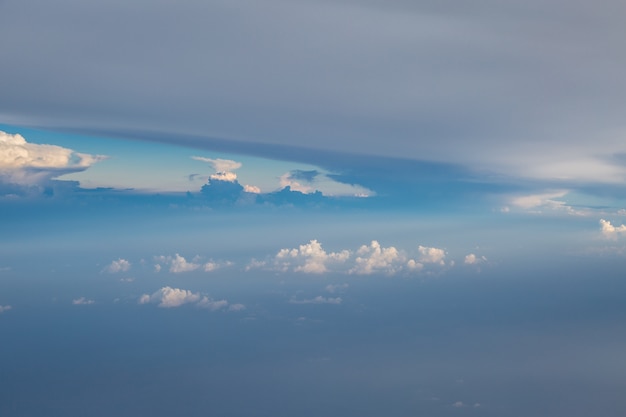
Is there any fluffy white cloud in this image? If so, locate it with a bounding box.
[191,157,242,173]
[72,297,95,305]
[275,239,350,274]
[464,253,487,265]
[139,286,201,308]
[139,286,242,311]
[155,254,200,273]
[243,184,261,193]
[289,296,342,305]
[0,130,106,185]
[417,245,446,265]
[209,171,238,182]
[600,219,626,239]
[104,258,131,273]
[0,305,12,313]
[350,240,403,275]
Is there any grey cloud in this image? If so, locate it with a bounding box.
[2,0,626,183]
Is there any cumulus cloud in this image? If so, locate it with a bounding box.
[275,239,350,273]
[600,219,626,239]
[243,184,261,193]
[72,297,95,305]
[417,245,446,265]
[289,296,342,305]
[0,130,106,186]
[138,286,242,311]
[104,258,131,273]
[464,253,487,265]
[350,240,403,275]
[463,253,487,265]
[0,305,12,313]
[154,254,200,273]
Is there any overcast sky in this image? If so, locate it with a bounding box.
[2,0,626,184]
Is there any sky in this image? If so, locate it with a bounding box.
[2,1,626,416]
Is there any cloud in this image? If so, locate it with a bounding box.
[417,245,446,265]
[138,286,239,311]
[600,219,626,239]
[275,239,350,274]
[154,254,200,273]
[289,296,342,305]
[279,172,315,194]
[508,190,587,216]
[228,303,246,312]
[192,157,242,173]
[243,184,261,193]
[0,305,12,313]
[350,240,403,275]
[464,253,487,265]
[0,130,106,187]
[104,258,131,273]
[72,297,95,305]
[325,283,349,293]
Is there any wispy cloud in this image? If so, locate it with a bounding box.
[72,297,95,305]
[289,296,342,305]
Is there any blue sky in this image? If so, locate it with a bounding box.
[2,1,626,416]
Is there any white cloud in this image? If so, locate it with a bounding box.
[0,305,12,313]
[139,286,201,308]
[279,172,314,194]
[197,297,229,311]
[139,286,239,311]
[245,259,266,271]
[155,254,200,273]
[452,401,465,408]
[600,219,626,239]
[275,240,350,274]
[464,253,487,265]
[406,259,424,271]
[417,245,446,265]
[289,296,342,305]
[72,297,95,305]
[243,184,261,193]
[508,190,587,216]
[350,240,403,275]
[203,260,232,272]
[325,283,348,293]
[511,190,570,210]
[191,157,242,173]
[104,258,131,273]
[209,171,238,182]
[0,130,106,186]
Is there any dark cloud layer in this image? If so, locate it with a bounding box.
[1,0,626,183]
